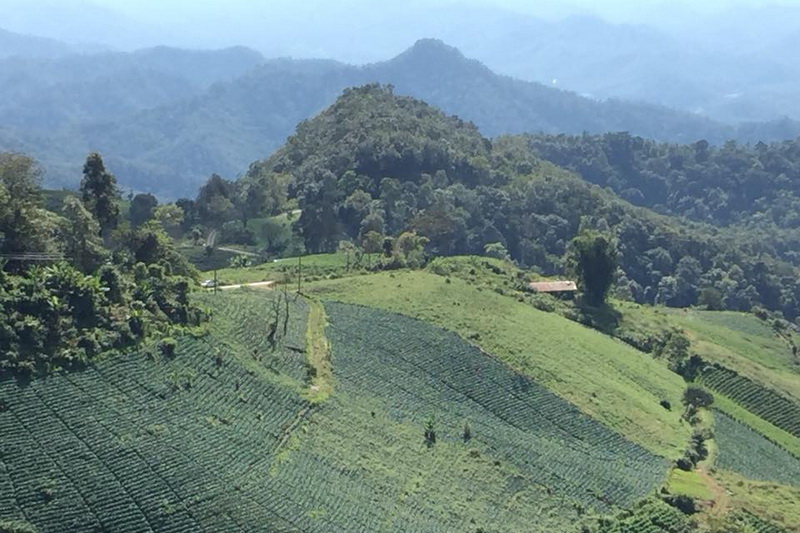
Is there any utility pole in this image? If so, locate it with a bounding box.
[297,255,302,294]
[214,269,218,295]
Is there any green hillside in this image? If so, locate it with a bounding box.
[3,65,800,533]
[231,85,800,322]
[308,270,690,458]
[667,310,800,401]
[0,289,668,533]
[3,272,800,532]
[613,301,800,456]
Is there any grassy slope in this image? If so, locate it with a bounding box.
[715,471,800,533]
[307,270,691,458]
[615,301,800,458]
[215,252,350,285]
[666,469,714,501]
[617,302,800,402]
[671,310,800,399]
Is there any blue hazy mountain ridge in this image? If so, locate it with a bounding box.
[4,0,800,125]
[0,46,265,132]
[0,27,81,58]
[6,37,799,197]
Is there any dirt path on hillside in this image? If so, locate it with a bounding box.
[217,247,261,258]
[304,300,333,403]
[218,281,276,290]
[698,468,731,516]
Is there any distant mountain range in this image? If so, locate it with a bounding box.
[4,1,800,125]
[1,35,799,197]
[0,27,81,58]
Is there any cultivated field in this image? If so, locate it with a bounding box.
[324,302,669,510]
[0,289,670,533]
[699,365,800,440]
[714,412,800,487]
[308,271,691,458]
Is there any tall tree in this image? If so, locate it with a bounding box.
[154,204,185,237]
[0,153,55,261]
[129,193,158,228]
[80,152,120,236]
[567,231,618,307]
[61,197,107,273]
[196,174,234,227]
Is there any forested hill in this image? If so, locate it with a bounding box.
[0,27,78,58]
[237,85,800,318]
[0,45,265,132]
[525,133,800,230]
[3,38,800,196]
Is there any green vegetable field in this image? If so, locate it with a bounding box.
[195,290,310,384]
[0,289,674,533]
[699,365,800,439]
[309,270,690,458]
[0,336,311,532]
[323,302,669,511]
[594,500,693,533]
[3,284,800,533]
[714,412,800,487]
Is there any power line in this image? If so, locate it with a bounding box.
[0,253,66,262]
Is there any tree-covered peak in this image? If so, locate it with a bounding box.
[389,38,468,65]
[260,84,492,185]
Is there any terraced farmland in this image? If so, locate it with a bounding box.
[595,500,693,533]
[714,412,800,487]
[0,289,675,533]
[323,302,669,512]
[195,290,310,384]
[0,336,311,533]
[699,365,800,439]
[309,271,690,457]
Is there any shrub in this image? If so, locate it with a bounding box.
[683,386,714,410]
[424,416,437,447]
[159,337,178,358]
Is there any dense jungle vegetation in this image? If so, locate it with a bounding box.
[0,152,204,376]
[171,85,800,319]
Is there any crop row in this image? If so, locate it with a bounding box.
[594,500,692,533]
[698,364,800,438]
[729,511,789,533]
[714,411,800,487]
[0,329,316,533]
[323,302,668,512]
[0,294,675,533]
[196,290,310,383]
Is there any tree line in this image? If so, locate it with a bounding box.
[0,152,203,376]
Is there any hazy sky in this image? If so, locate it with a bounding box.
[89,0,800,21]
[4,0,800,59]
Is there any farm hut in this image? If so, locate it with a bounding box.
[529,280,578,296]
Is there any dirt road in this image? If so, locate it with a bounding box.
[217,281,276,291]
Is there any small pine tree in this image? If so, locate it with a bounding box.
[463,421,472,442]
